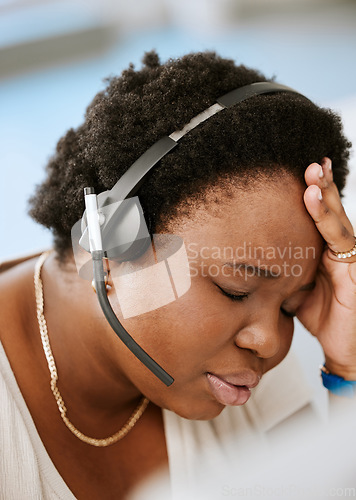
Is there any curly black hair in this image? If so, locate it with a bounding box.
[29,50,351,259]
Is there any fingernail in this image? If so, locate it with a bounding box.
[318,165,324,178]
[323,157,332,171]
[318,188,323,201]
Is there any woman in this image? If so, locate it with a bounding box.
[0,51,355,499]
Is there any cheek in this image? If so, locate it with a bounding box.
[119,290,241,418]
[143,292,234,372]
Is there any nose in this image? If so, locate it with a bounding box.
[234,314,281,359]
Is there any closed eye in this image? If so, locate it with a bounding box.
[280,308,296,318]
[215,284,249,302]
[215,284,297,316]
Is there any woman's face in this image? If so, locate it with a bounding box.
[112,174,324,420]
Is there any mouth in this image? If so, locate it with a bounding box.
[206,371,261,406]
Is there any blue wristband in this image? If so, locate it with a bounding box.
[320,365,356,398]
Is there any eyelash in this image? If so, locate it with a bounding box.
[216,285,249,302]
[216,284,296,318]
[280,309,296,319]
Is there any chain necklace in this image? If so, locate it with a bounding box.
[34,251,149,447]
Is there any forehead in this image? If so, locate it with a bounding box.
[168,175,324,277]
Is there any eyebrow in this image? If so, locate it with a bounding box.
[223,262,316,292]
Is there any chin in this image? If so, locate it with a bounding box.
[170,399,226,421]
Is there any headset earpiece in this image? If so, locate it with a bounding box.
[80,193,152,261]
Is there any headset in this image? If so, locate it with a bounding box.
[78,81,308,387]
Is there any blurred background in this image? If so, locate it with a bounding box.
[1,0,355,410]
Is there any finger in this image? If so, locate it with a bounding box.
[305,159,343,218]
[303,184,356,261]
[304,158,353,234]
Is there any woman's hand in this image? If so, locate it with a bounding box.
[296,157,356,380]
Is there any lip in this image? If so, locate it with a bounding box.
[215,370,261,389]
[206,370,261,407]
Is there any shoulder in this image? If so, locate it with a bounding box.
[0,251,42,293]
[0,253,44,326]
[0,252,43,341]
[0,253,44,388]
[0,252,42,274]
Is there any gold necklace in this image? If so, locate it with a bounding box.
[34,251,149,447]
